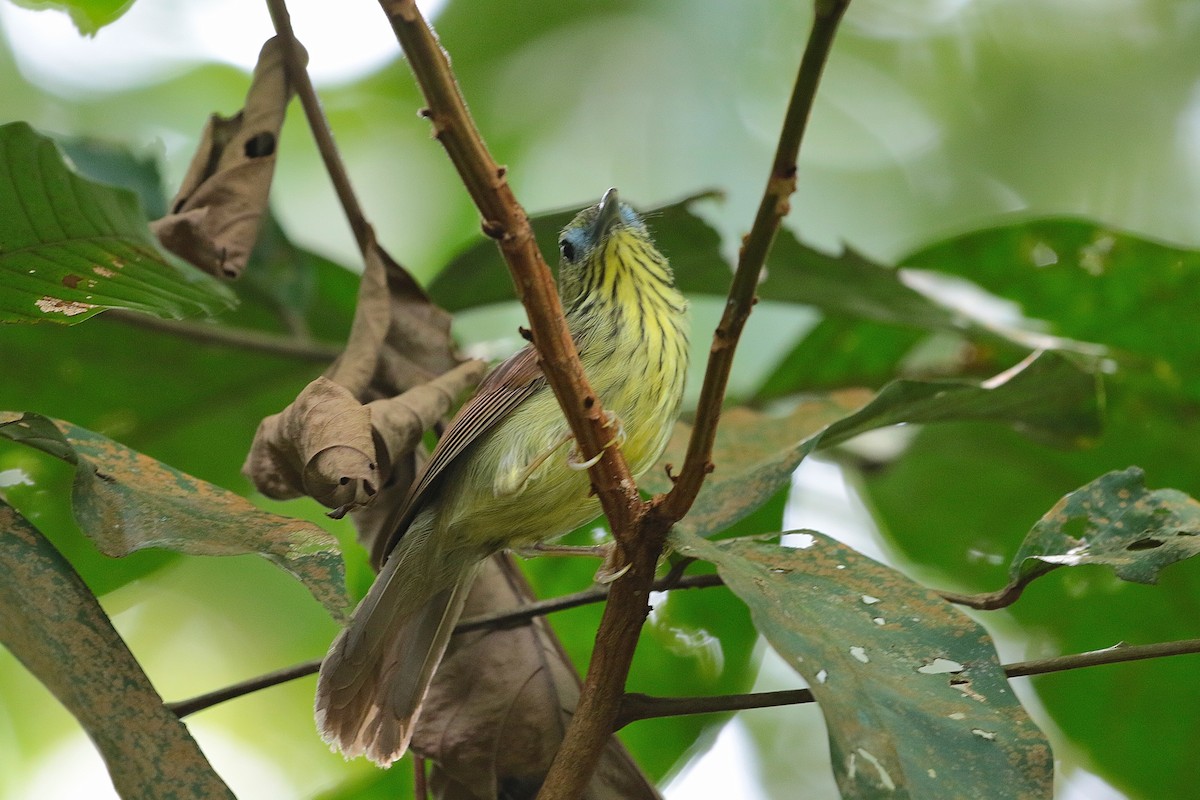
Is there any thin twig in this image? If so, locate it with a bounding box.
[266,0,373,253]
[166,659,321,717]
[413,753,428,800]
[170,572,725,719]
[616,637,1200,728]
[106,310,341,361]
[656,0,851,524]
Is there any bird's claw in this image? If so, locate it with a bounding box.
[567,410,626,470]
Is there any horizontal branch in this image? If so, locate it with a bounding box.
[615,637,1200,728]
[107,310,341,362]
[170,570,724,718]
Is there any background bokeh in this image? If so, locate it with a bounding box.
[2,0,1199,797]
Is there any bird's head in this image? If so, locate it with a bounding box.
[557,188,670,315]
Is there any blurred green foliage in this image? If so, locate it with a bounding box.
[2,0,1200,798]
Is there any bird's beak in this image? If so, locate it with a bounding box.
[594,187,622,239]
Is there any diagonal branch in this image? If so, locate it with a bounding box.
[655,0,851,525]
[375,0,643,534]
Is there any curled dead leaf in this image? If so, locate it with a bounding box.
[151,36,301,278]
[366,359,486,475]
[244,363,483,519]
[242,377,378,511]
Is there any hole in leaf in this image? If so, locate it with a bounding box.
[244,132,276,158]
[1126,537,1164,551]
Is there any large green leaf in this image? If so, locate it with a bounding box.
[0,122,234,325]
[903,218,1200,397]
[0,501,234,800]
[0,412,348,621]
[646,350,1100,538]
[673,529,1052,799]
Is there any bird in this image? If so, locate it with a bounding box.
[315,187,690,766]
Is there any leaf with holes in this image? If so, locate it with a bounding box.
[1008,467,1200,587]
[0,122,235,324]
[673,529,1053,799]
[0,412,348,621]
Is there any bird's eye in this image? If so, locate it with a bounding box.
[559,238,576,262]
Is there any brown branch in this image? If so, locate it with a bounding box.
[536,6,852,794]
[616,637,1200,728]
[375,0,641,528]
[166,659,320,717]
[265,0,374,254]
[106,310,341,361]
[656,0,851,525]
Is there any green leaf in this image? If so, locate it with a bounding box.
[647,350,1101,538]
[1009,467,1200,586]
[0,122,235,325]
[0,412,349,621]
[902,217,1200,397]
[0,501,235,799]
[8,0,135,35]
[673,529,1052,799]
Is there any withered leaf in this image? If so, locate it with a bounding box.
[243,362,483,519]
[326,240,460,399]
[242,376,379,510]
[418,555,660,800]
[151,36,300,278]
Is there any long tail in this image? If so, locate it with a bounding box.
[315,526,482,766]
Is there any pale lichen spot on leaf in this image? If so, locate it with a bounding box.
[850,646,869,663]
[35,296,95,316]
[972,729,998,741]
[855,747,897,791]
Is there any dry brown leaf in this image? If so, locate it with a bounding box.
[242,377,378,510]
[151,36,300,278]
[243,362,483,519]
[365,359,486,483]
[417,555,661,800]
[326,241,460,399]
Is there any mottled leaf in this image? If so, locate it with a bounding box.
[673,529,1052,799]
[418,555,660,800]
[648,350,1100,537]
[0,501,235,799]
[0,122,235,324]
[0,412,348,620]
[1009,467,1200,586]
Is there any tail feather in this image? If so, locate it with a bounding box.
[316,527,482,766]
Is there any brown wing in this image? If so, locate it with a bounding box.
[371,346,545,567]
